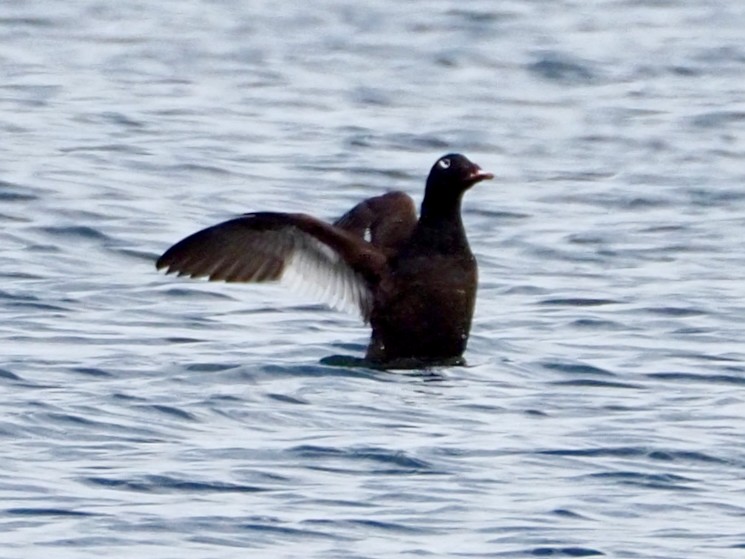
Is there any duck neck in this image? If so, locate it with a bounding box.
[415,189,470,253]
[420,194,463,226]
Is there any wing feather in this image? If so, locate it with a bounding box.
[334,191,417,255]
[156,213,382,320]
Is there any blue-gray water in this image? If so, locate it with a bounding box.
[2,1,745,557]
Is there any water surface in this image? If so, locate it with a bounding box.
[2,1,745,558]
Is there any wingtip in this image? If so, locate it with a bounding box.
[155,254,185,277]
[155,255,172,273]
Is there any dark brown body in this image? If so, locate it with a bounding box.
[368,251,477,363]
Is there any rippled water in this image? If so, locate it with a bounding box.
[3,1,745,557]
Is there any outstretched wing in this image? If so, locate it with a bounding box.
[334,191,417,256]
[156,213,387,320]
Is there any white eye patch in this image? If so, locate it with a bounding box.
[438,158,451,169]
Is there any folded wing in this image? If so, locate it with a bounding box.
[156,212,387,320]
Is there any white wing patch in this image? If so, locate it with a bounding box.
[280,229,373,320]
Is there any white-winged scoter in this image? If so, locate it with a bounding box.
[157,153,493,367]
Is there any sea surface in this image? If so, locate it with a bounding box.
[2,1,745,557]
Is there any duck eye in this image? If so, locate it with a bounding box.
[438,158,451,169]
